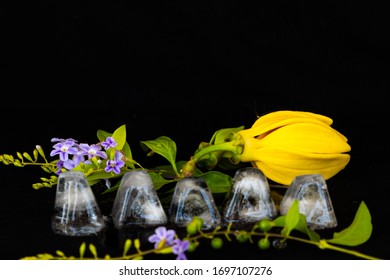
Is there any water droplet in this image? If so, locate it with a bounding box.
[272,238,287,249]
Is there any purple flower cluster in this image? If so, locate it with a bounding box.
[50,136,125,175]
[148,226,190,260]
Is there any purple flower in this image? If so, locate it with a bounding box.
[79,143,107,160]
[101,137,117,150]
[148,226,176,249]
[105,150,125,174]
[50,139,78,161]
[172,239,190,260]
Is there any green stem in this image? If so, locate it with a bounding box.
[318,240,380,260]
[193,141,242,162]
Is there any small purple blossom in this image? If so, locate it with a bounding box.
[148,226,176,249]
[79,143,107,159]
[101,137,117,150]
[50,139,78,161]
[172,239,190,260]
[105,150,125,174]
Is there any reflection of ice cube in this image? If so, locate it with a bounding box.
[51,171,105,236]
[169,177,221,230]
[222,167,277,226]
[111,170,167,229]
[280,174,337,230]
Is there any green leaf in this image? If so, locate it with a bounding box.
[112,124,127,150]
[140,136,178,175]
[86,170,124,181]
[326,201,372,246]
[149,172,174,190]
[200,171,233,193]
[273,213,320,241]
[97,129,111,142]
[281,199,300,237]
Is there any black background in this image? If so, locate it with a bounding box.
[1,1,389,260]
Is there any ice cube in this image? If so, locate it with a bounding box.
[279,174,338,230]
[222,167,277,227]
[51,171,106,236]
[169,177,221,230]
[111,170,167,229]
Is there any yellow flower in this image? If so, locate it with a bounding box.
[237,110,351,185]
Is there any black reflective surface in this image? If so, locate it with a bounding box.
[1,1,389,260]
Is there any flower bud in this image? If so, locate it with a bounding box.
[237,111,351,185]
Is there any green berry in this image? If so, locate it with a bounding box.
[258,219,273,232]
[211,237,223,249]
[193,216,204,230]
[186,222,198,235]
[258,238,271,250]
[236,230,249,243]
[187,241,198,252]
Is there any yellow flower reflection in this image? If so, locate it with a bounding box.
[237,111,351,185]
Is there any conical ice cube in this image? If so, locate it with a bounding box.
[51,171,106,236]
[111,170,167,229]
[279,174,337,230]
[169,177,221,230]
[222,167,277,227]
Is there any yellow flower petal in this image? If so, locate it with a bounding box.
[239,110,334,139]
[258,123,351,154]
[256,110,333,125]
[251,147,350,185]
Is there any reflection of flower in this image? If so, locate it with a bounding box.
[237,111,351,185]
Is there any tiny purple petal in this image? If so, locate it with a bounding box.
[172,239,190,260]
[63,159,76,170]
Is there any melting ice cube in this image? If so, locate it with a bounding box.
[169,177,221,230]
[51,171,106,236]
[279,174,338,230]
[111,170,167,229]
[222,167,277,227]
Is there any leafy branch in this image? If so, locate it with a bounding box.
[21,200,379,260]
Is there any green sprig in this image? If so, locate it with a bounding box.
[21,201,379,260]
